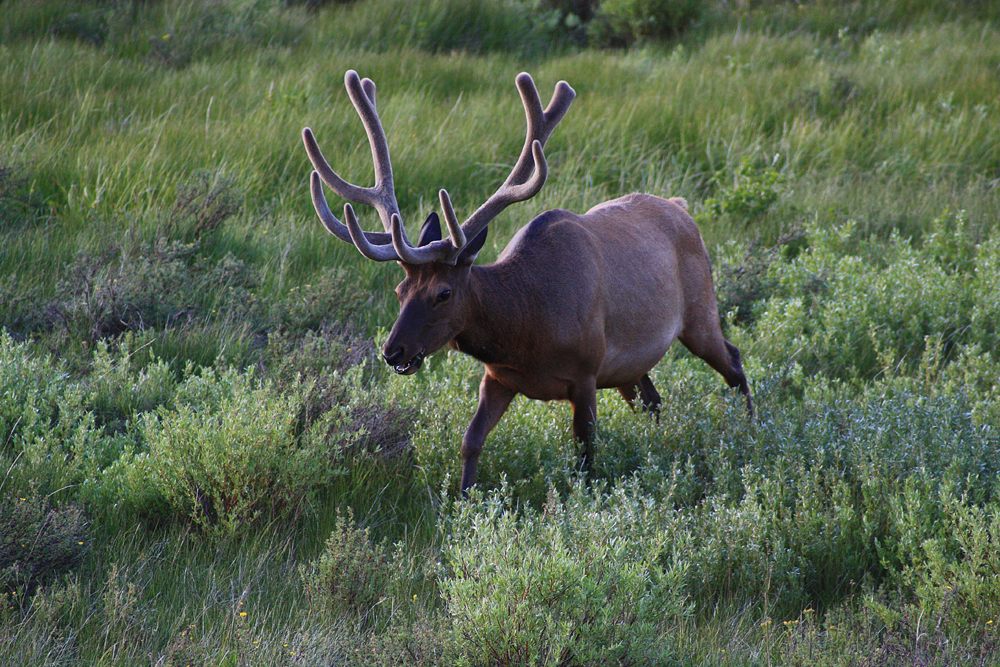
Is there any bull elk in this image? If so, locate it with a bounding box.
[302,70,753,493]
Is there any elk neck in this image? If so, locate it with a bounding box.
[450,263,533,367]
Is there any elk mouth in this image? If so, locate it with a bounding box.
[392,351,425,375]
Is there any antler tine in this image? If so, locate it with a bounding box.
[505,73,573,188]
[303,70,410,252]
[342,71,402,233]
[360,77,376,109]
[387,74,573,267]
[438,189,467,250]
[344,203,400,261]
[308,170,392,245]
[451,74,574,252]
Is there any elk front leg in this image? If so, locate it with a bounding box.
[571,380,598,469]
[461,373,516,494]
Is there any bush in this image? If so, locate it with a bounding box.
[359,614,464,667]
[0,334,111,498]
[300,508,391,623]
[390,352,580,504]
[882,475,1000,633]
[135,0,306,69]
[714,240,783,329]
[0,334,80,455]
[55,236,202,340]
[272,268,369,336]
[0,496,88,599]
[160,169,242,244]
[329,0,570,57]
[590,0,704,46]
[121,366,359,531]
[439,483,688,666]
[729,211,999,382]
[48,169,246,344]
[701,156,787,223]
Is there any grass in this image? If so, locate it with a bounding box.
[2,0,1000,664]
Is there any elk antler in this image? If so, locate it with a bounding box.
[303,70,407,249]
[303,71,575,265]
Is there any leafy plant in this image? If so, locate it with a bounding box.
[161,169,242,244]
[440,483,687,666]
[54,237,201,340]
[590,0,704,46]
[300,508,391,623]
[0,495,88,599]
[702,156,786,222]
[714,240,783,328]
[123,366,357,531]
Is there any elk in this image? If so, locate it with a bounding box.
[302,70,753,493]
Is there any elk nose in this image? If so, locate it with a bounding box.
[382,346,405,367]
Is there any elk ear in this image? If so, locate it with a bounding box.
[417,212,442,247]
[456,227,488,266]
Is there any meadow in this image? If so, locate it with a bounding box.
[3,0,1000,664]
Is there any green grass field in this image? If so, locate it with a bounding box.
[3,0,1000,664]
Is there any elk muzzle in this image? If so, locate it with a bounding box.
[382,342,425,375]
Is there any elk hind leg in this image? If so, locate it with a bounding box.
[680,331,754,418]
[571,380,598,470]
[617,374,662,420]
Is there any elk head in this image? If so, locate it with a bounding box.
[302,70,575,375]
[377,214,485,375]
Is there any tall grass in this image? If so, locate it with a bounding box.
[3,0,1000,664]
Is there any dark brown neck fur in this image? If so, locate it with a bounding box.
[451,264,530,367]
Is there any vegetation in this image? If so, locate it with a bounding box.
[2,0,1000,664]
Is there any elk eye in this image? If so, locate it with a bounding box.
[436,289,452,304]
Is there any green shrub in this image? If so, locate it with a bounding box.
[390,352,580,503]
[160,169,242,244]
[122,366,358,531]
[881,475,1000,633]
[590,0,704,46]
[53,8,110,46]
[0,495,88,599]
[533,0,598,23]
[672,464,877,612]
[272,268,369,335]
[0,334,114,498]
[54,236,203,340]
[300,508,391,623]
[439,483,687,666]
[714,240,784,329]
[133,0,305,69]
[701,156,786,223]
[84,338,177,432]
[42,169,278,354]
[731,214,1000,382]
[359,613,464,667]
[0,334,79,454]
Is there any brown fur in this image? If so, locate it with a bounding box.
[382,193,753,492]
